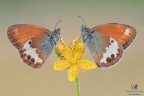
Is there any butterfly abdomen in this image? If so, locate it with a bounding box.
[38,33,56,58]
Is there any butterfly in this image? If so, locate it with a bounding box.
[7,23,61,68]
[79,16,137,68]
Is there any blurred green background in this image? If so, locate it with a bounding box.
[0,0,144,96]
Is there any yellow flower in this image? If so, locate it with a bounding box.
[54,37,96,82]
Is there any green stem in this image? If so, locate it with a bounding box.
[76,78,80,96]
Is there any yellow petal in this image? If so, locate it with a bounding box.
[71,36,81,49]
[73,43,84,60]
[77,60,96,70]
[68,65,79,82]
[72,37,85,60]
[54,59,71,70]
[57,45,73,61]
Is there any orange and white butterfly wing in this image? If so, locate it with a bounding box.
[81,23,136,68]
[92,23,136,49]
[7,24,50,50]
[7,24,60,68]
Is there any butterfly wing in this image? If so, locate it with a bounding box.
[7,24,50,49]
[7,24,60,68]
[82,29,123,68]
[81,23,136,68]
[92,23,136,49]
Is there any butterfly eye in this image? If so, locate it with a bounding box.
[81,25,85,32]
[81,25,89,31]
[54,28,60,35]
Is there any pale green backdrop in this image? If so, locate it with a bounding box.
[0,0,144,96]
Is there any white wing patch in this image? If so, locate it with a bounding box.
[23,39,43,64]
[100,38,119,63]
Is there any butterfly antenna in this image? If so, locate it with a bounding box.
[54,19,62,29]
[78,16,87,26]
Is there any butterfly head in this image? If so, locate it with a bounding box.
[81,25,95,43]
[52,20,61,39]
[78,16,94,42]
[53,28,60,35]
[81,25,89,31]
[49,27,61,45]
[53,20,61,36]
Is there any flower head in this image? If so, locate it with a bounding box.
[54,37,96,82]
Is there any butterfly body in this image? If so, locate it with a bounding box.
[7,24,60,68]
[81,23,136,68]
[37,31,60,58]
